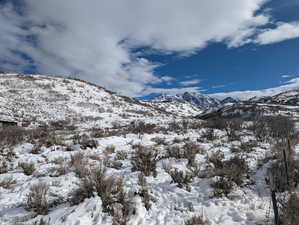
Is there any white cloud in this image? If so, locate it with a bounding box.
[160,76,174,82]
[0,0,270,96]
[211,77,299,100]
[179,79,202,86]
[281,74,292,78]
[255,22,299,45]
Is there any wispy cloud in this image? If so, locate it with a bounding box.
[281,74,293,78]
[255,22,299,45]
[179,79,202,86]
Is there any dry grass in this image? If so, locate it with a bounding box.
[25,182,50,215]
[70,152,89,178]
[137,173,153,210]
[185,215,211,225]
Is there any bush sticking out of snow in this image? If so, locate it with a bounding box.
[25,182,50,215]
[131,145,158,177]
[184,215,211,225]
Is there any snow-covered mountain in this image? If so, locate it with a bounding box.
[220,96,237,104]
[149,92,221,109]
[250,90,299,105]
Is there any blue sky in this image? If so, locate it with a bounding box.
[142,0,299,99]
[1,0,299,99]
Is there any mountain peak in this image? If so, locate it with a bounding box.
[149,91,221,109]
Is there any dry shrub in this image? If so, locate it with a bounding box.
[104,145,116,155]
[232,140,257,153]
[0,159,8,174]
[70,164,135,223]
[73,134,98,149]
[280,192,299,225]
[70,152,89,178]
[0,126,26,146]
[115,151,128,161]
[137,173,154,210]
[54,164,69,177]
[205,118,243,140]
[151,136,167,145]
[51,157,69,176]
[210,177,234,198]
[31,143,43,154]
[19,162,36,176]
[0,175,16,189]
[131,145,158,177]
[183,142,202,167]
[26,182,50,215]
[207,151,224,170]
[223,118,243,140]
[222,156,248,186]
[130,121,156,134]
[201,128,216,141]
[185,215,211,225]
[168,168,193,191]
[249,116,295,141]
[214,156,248,186]
[208,154,248,186]
[267,116,295,139]
[167,120,182,132]
[49,120,72,130]
[166,145,183,159]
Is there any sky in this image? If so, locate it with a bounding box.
[0,0,299,99]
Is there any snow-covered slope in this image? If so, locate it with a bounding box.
[145,101,202,117]
[197,102,299,120]
[0,73,178,128]
[1,73,299,225]
[149,92,221,109]
[250,90,299,105]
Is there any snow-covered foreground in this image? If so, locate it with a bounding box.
[0,73,298,225]
[1,120,294,225]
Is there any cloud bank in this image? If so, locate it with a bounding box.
[0,0,270,96]
[0,0,299,97]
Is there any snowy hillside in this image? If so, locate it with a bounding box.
[1,73,299,225]
[250,90,299,106]
[145,101,202,117]
[197,102,299,120]
[0,73,180,129]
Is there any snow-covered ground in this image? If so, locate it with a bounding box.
[1,120,293,225]
[0,73,298,225]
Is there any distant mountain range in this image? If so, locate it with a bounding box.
[149,92,233,109]
[149,89,299,119]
